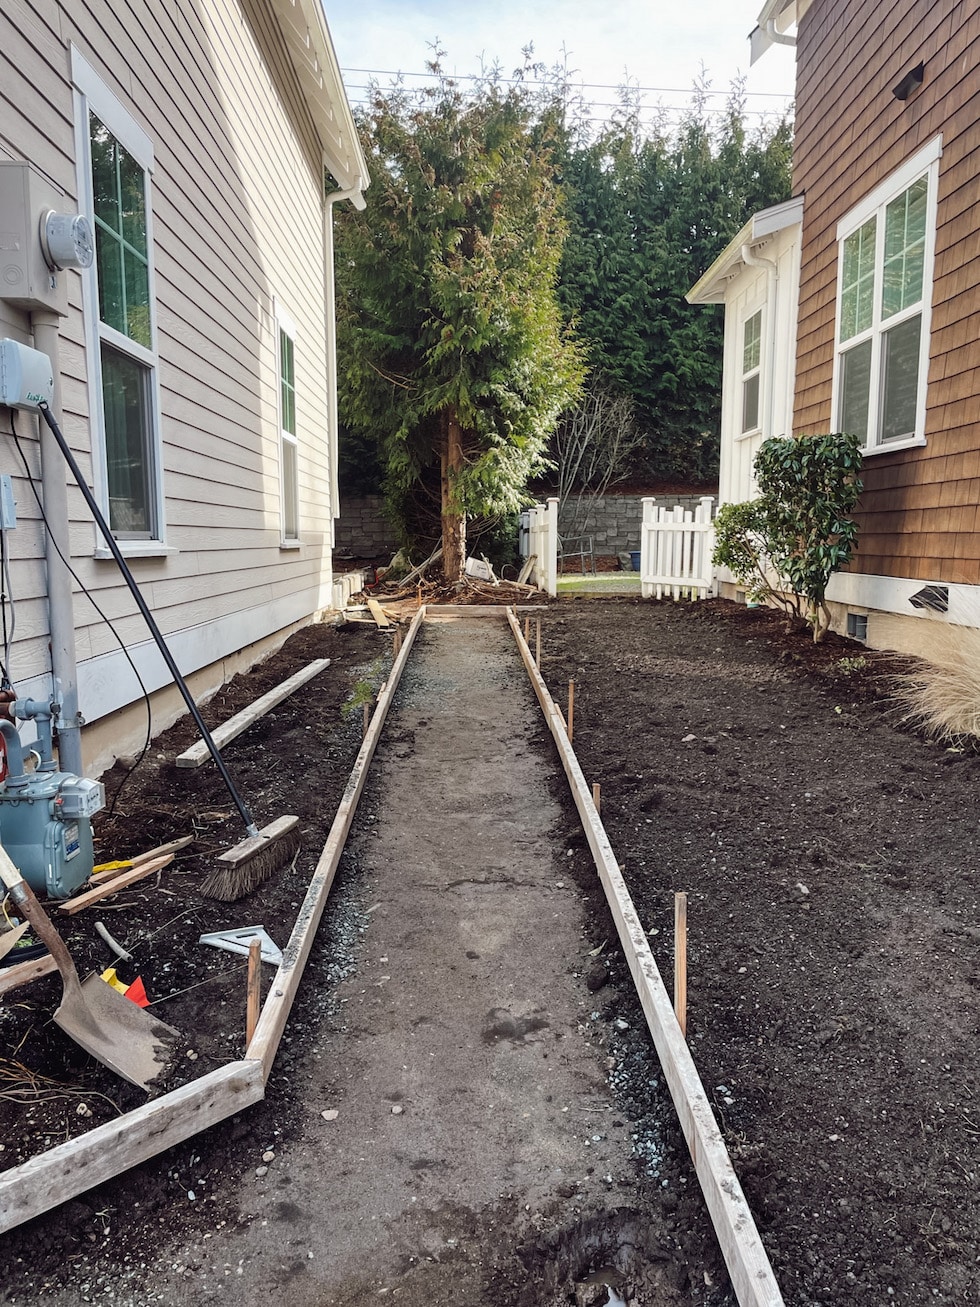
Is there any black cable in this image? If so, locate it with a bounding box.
[8,412,153,816]
[35,401,259,837]
[0,518,13,690]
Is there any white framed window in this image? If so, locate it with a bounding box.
[277,309,300,543]
[71,46,166,547]
[741,307,763,434]
[833,135,941,455]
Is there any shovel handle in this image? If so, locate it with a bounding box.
[0,844,81,992]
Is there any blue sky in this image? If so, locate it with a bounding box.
[329,1,796,133]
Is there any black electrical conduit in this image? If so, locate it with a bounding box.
[37,402,260,838]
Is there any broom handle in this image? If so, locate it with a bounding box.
[38,403,259,838]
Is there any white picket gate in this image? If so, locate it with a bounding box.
[640,496,716,600]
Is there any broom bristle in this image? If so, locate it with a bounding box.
[200,817,301,902]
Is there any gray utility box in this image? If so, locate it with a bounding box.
[0,772,104,900]
[0,162,70,314]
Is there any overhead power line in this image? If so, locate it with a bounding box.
[342,66,794,100]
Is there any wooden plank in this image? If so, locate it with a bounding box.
[0,953,57,996]
[247,606,426,1079]
[0,1060,264,1235]
[366,599,391,628]
[175,659,330,767]
[59,856,174,916]
[90,836,195,883]
[506,608,784,1307]
[517,554,537,585]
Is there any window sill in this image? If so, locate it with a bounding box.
[861,436,927,457]
[280,539,302,552]
[94,543,178,560]
[734,428,763,442]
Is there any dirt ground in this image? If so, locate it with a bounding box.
[536,598,980,1305]
[0,596,978,1305]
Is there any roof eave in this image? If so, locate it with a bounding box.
[685,196,803,304]
[265,0,369,199]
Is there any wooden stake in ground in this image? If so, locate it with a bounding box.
[523,616,530,641]
[567,679,575,742]
[393,626,402,657]
[246,938,262,1046]
[674,891,688,1038]
[592,782,601,814]
[535,618,541,667]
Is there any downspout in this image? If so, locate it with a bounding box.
[740,244,779,442]
[29,311,83,776]
[765,19,796,47]
[322,174,366,548]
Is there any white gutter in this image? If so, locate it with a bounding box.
[323,177,366,540]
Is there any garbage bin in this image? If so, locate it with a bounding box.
[629,550,641,572]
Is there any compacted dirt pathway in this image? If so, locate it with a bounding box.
[27,615,717,1307]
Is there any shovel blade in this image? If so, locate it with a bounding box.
[56,974,180,1091]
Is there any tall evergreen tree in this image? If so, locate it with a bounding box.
[336,64,583,579]
[558,86,793,483]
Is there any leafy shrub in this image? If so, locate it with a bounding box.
[713,433,863,641]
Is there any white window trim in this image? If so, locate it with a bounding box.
[734,295,767,441]
[276,303,300,546]
[70,44,168,551]
[831,134,942,457]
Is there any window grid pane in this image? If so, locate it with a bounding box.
[280,330,296,436]
[839,339,872,444]
[882,177,927,319]
[880,314,922,442]
[282,436,298,540]
[90,112,151,349]
[743,310,761,373]
[840,218,876,342]
[101,342,153,537]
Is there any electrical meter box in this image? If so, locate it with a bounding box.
[0,162,70,314]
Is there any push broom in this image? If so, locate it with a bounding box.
[37,402,299,901]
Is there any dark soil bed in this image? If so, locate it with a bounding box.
[1,597,977,1306]
[536,597,979,1305]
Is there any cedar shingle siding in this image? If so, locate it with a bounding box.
[794,0,980,582]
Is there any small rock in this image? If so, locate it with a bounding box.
[391,1104,404,1115]
[321,1109,339,1121]
[681,733,696,743]
[186,1050,199,1061]
[75,1102,93,1118]
[188,1191,196,1202]
[262,1150,275,1163]
[255,1166,268,1178]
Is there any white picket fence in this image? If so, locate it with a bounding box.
[640,496,716,600]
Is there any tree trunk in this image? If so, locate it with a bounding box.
[440,409,466,581]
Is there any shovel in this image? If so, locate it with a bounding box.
[0,846,180,1090]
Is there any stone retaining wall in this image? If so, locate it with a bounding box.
[335,495,400,557]
[336,492,716,559]
[558,494,713,554]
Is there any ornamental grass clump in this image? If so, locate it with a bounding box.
[890,623,980,743]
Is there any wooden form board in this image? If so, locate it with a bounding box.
[0,1061,264,1234]
[0,953,57,995]
[175,659,331,767]
[505,608,785,1307]
[246,605,426,1079]
[0,626,415,1232]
